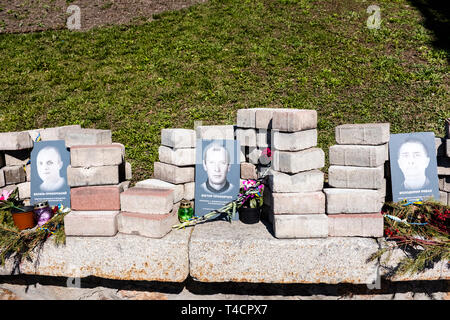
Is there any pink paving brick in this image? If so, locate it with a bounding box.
[70,186,122,211]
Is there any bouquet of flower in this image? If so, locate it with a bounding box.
[239,180,264,209]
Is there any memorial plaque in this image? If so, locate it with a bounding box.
[30,140,71,208]
[389,132,440,203]
[194,139,240,219]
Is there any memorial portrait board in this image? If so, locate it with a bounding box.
[194,139,241,219]
[389,132,440,203]
[30,140,71,208]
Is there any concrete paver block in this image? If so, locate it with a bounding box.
[153,162,194,184]
[328,213,384,237]
[161,128,196,148]
[267,169,324,193]
[273,148,325,173]
[271,109,317,132]
[328,165,385,189]
[67,165,119,187]
[120,187,174,215]
[70,144,124,167]
[324,188,384,214]
[196,125,235,141]
[264,191,325,214]
[64,211,119,236]
[329,144,387,167]
[335,123,390,145]
[274,214,328,238]
[117,210,179,239]
[272,129,317,151]
[235,128,257,147]
[135,179,184,203]
[65,128,112,148]
[158,145,196,166]
[0,132,33,151]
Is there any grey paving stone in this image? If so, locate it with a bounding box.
[335,123,390,145]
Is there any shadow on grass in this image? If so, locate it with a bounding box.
[408,0,450,59]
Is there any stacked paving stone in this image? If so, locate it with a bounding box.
[64,128,133,236]
[236,108,276,182]
[117,128,197,238]
[0,131,34,205]
[237,108,327,239]
[437,118,450,206]
[149,128,197,203]
[0,126,83,205]
[324,123,390,238]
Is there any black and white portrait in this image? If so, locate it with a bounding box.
[31,140,71,208]
[389,132,440,202]
[36,146,66,192]
[195,139,240,218]
[200,142,235,194]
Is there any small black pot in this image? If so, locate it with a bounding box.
[239,207,261,224]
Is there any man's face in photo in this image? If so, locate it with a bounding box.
[397,141,430,178]
[37,148,63,182]
[203,146,230,186]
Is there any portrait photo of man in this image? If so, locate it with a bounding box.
[31,140,71,208]
[201,141,234,194]
[389,132,440,203]
[195,139,240,218]
[36,146,65,192]
[397,138,431,190]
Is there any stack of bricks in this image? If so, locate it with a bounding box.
[237,108,327,239]
[62,128,133,237]
[0,125,82,205]
[236,108,275,183]
[148,128,197,204]
[0,131,34,205]
[324,123,390,238]
[437,118,450,206]
[116,127,197,238]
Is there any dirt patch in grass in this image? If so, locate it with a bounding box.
[0,0,206,33]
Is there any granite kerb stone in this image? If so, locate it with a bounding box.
[0,220,446,284]
[0,230,192,282]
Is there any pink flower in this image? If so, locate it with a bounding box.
[0,190,12,201]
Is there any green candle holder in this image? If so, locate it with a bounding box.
[178,199,194,223]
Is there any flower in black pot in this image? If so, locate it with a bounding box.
[238,180,264,224]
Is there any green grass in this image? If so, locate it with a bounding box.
[0,0,449,181]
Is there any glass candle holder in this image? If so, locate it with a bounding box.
[177,200,194,223]
[33,201,53,227]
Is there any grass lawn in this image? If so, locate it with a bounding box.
[0,0,448,182]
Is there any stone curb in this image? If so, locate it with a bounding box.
[0,222,446,284]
